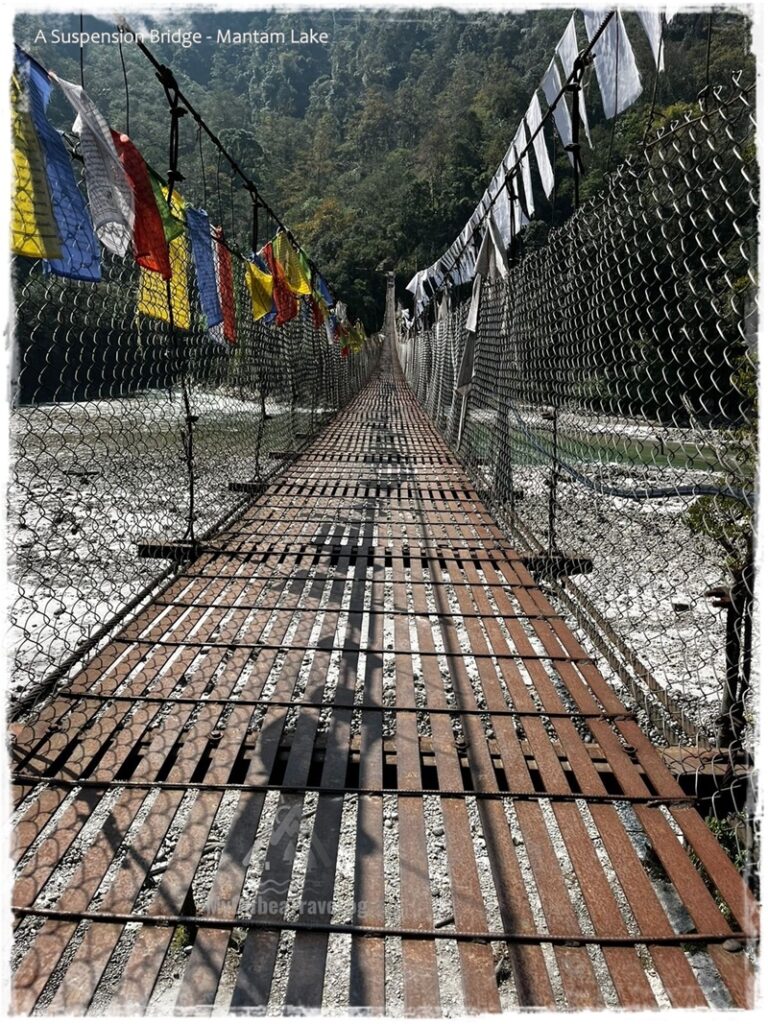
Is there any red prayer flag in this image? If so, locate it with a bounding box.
[262,241,298,326]
[309,295,325,329]
[111,131,171,280]
[214,226,237,345]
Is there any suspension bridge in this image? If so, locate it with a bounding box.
[9,326,758,1012]
[8,12,758,1016]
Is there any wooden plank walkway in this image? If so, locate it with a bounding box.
[10,342,757,1013]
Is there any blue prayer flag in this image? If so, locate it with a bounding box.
[186,207,222,329]
[316,273,334,307]
[15,46,101,282]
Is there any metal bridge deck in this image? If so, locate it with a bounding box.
[11,345,757,1013]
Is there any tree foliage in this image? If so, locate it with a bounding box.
[14,8,755,330]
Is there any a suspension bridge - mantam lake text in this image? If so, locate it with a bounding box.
[5,2,759,1014]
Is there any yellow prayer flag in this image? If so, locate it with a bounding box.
[273,231,312,296]
[312,292,330,323]
[349,320,366,353]
[245,261,274,320]
[138,188,191,329]
[11,73,60,260]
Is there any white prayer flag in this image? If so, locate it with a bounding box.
[464,275,483,339]
[525,92,555,198]
[638,10,666,71]
[513,121,535,219]
[512,192,530,237]
[583,10,643,119]
[51,73,134,256]
[405,270,421,294]
[555,14,593,146]
[491,167,512,249]
[541,59,575,165]
[456,246,475,286]
[473,217,509,283]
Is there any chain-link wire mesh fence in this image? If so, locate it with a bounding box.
[9,191,378,712]
[397,76,757,878]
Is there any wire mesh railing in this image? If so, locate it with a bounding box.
[9,40,381,711]
[9,226,378,711]
[397,76,757,872]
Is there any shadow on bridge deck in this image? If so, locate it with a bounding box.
[10,341,757,1014]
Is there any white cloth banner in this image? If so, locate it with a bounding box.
[456,247,475,286]
[407,269,435,315]
[583,10,643,119]
[512,192,530,236]
[405,271,420,294]
[525,92,554,198]
[464,273,484,337]
[473,216,509,283]
[491,182,512,249]
[467,203,482,233]
[555,13,593,146]
[541,59,574,165]
[638,10,665,71]
[51,73,134,256]
[513,121,534,219]
[447,242,462,286]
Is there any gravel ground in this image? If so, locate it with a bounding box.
[7,392,326,699]
[470,454,739,742]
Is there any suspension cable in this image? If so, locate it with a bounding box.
[606,12,619,172]
[118,32,130,136]
[642,17,665,145]
[196,121,208,209]
[78,14,85,88]
[116,18,332,297]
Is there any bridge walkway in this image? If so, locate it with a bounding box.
[11,342,756,1013]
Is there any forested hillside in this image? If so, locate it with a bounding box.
[14,7,754,328]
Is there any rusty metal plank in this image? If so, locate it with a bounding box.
[459,551,752,1006]
[21,571,260,846]
[433,551,604,1008]
[12,665,216,1013]
[12,561,261,857]
[349,573,386,1011]
[391,559,441,1015]
[11,347,757,1018]
[408,555,502,1014]
[278,538,370,1012]
[39,562,297,1017]
[118,543,338,1014]
[18,552,314,1014]
[494,564,758,952]
[13,561,252,780]
[225,544,360,1007]
[175,565,331,1009]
